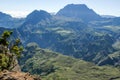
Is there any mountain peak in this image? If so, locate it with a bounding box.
[56,4,101,22]
[64,4,88,9]
[24,10,51,25]
[31,10,39,14]
[0,12,12,20]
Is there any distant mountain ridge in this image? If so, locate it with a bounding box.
[0,12,12,20]
[56,4,102,22]
[0,11,24,28]
[101,15,116,18]
[24,10,52,25]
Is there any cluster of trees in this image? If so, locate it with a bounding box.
[0,30,23,71]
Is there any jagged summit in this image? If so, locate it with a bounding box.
[56,4,101,22]
[24,10,52,25]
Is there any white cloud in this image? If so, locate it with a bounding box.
[4,10,30,18]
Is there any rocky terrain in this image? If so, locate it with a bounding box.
[0,70,41,80]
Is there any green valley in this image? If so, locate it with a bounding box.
[20,43,120,80]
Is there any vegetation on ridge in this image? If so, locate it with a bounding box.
[20,43,120,80]
[0,31,23,71]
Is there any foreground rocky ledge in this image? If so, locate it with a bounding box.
[0,70,41,80]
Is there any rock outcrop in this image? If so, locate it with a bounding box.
[0,70,41,80]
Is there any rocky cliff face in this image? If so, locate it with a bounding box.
[0,70,41,80]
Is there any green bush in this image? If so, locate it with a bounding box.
[0,30,23,71]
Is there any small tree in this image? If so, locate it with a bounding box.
[0,30,23,71]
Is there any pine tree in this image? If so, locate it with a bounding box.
[0,30,23,71]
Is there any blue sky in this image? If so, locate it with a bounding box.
[0,0,120,17]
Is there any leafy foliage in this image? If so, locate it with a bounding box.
[0,30,23,71]
[0,54,9,71]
